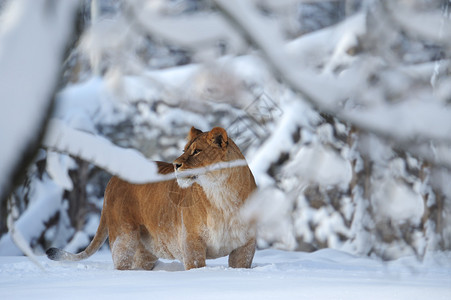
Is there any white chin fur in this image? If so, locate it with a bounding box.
[176,177,194,188]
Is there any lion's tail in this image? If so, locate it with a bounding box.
[46,202,108,262]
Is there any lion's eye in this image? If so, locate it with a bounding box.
[193,149,202,155]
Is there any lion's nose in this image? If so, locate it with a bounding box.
[174,163,182,170]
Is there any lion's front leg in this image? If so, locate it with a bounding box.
[182,235,207,270]
[228,238,256,269]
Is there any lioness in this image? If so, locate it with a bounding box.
[46,127,257,270]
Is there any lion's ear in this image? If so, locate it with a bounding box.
[187,127,203,141]
[208,127,228,148]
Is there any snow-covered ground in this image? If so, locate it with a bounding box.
[1,249,450,300]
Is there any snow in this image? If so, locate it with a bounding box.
[390,4,451,44]
[0,0,77,198]
[216,0,451,150]
[286,143,352,188]
[64,231,91,254]
[0,249,450,300]
[242,188,296,250]
[46,151,75,191]
[54,76,110,131]
[0,175,63,256]
[286,13,365,70]
[373,179,425,225]
[342,100,451,144]
[43,119,161,184]
[42,118,248,186]
[250,100,311,187]
[2,0,451,289]
[130,2,245,54]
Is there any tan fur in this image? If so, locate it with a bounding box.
[47,127,257,270]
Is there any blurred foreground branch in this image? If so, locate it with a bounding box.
[214,0,451,168]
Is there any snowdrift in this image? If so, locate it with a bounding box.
[1,249,450,300]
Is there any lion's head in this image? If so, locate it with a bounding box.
[173,127,245,188]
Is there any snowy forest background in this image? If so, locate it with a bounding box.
[1,0,451,261]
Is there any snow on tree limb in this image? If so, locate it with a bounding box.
[127,0,245,53]
[5,205,46,270]
[0,0,78,257]
[43,119,162,184]
[250,101,309,187]
[213,0,451,149]
[43,119,247,184]
[0,176,63,256]
[0,0,78,200]
[383,1,451,45]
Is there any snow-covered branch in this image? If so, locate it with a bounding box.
[0,0,78,201]
[250,101,312,187]
[43,119,162,184]
[384,1,451,45]
[43,119,247,184]
[127,0,245,54]
[0,175,63,255]
[213,0,451,149]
